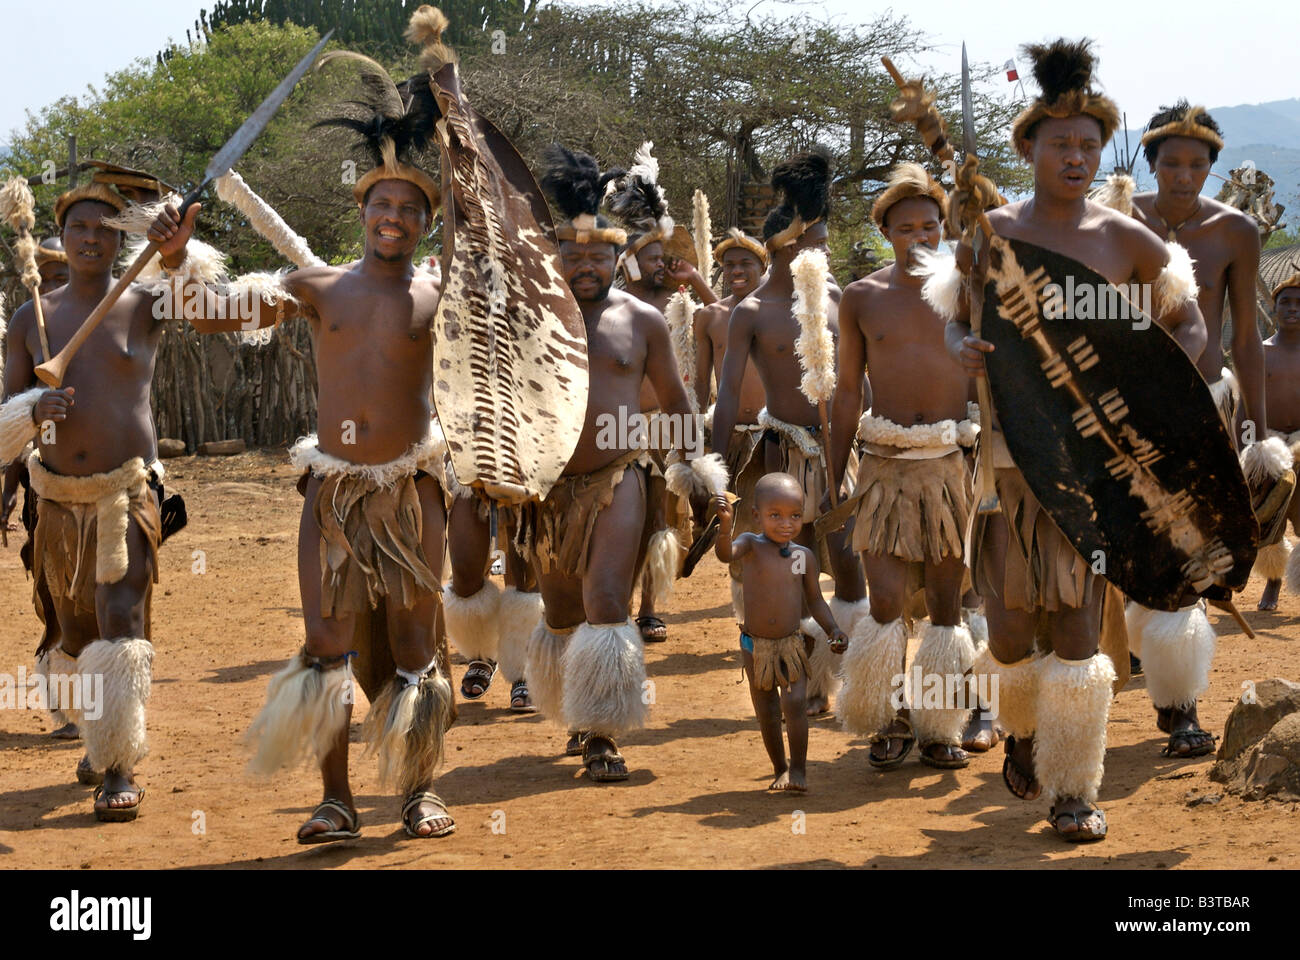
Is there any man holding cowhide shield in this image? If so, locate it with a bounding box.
[930,39,1255,842]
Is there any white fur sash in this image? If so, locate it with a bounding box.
[26,452,156,584]
[290,419,447,490]
[757,407,823,460]
[857,412,978,460]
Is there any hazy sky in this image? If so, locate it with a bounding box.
[2,0,1293,153]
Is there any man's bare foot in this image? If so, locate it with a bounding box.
[401,792,455,838]
[1159,703,1216,757]
[1258,579,1281,611]
[1002,735,1040,800]
[962,711,998,752]
[51,722,80,740]
[868,716,914,769]
[769,768,807,792]
[582,734,629,782]
[806,693,832,718]
[93,769,143,822]
[1049,797,1107,842]
[297,798,360,843]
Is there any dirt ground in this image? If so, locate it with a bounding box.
[1,449,1297,870]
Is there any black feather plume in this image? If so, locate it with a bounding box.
[312,66,440,170]
[1021,38,1098,102]
[540,144,623,220]
[770,147,832,222]
[608,172,668,232]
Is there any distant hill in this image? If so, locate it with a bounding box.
[1108,98,1300,223]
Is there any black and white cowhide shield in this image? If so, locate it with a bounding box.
[981,234,1256,610]
[428,62,588,505]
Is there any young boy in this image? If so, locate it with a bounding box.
[714,473,848,792]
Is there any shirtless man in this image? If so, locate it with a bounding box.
[4,236,74,740]
[942,39,1205,840]
[609,147,717,643]
[1254,275,1300,609]
[1117,102,1260,757]
[521,144,697,781]
[712,149,869,717]
[157,80,457,840]
[830,164,979,769]
[1,167,181,821]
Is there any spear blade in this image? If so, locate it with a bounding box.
[202,29,334,185]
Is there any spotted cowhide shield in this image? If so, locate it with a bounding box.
[981,234,1257,611]
[427,62,588,504]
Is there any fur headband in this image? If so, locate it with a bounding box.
[1010,39,1120,153]
[871,162,947,230]
[1141,103,1225,153]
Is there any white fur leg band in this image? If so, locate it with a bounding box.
[497,587,542,682]
[35,645,81,727]
[363,658,454,796]
[1033,653,1116,805]
[838,614,908,736]
[77,638,153,773]
[1255,536,1292,582]
[799,617,839,702]
[246,649,353,775]
[0,387,41,467]
[1129,603,1216,711]
[991,652,1039,739]
[911,622,977,747]
[562,620,647,738]
[442,580,501,664]
[524,621,574,722]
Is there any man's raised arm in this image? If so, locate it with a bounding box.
[148,202,305,334]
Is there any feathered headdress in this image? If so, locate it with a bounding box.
[539,144,627,245]
[870,162,947,230]
[764,148,832,251]
[313,47,441,212]
[713,227,767,267]
[1010,39,1120,155]
[1141,101,1225,156]
[609,142,679,281]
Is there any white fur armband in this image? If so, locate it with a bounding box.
[664,451,729,499]
[226,271,299,346]
[910,244,963,322]
[1154,242,1199,318]
[132,237,229,289]
[0,387,42,466]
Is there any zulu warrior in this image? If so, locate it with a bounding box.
[155,23,459,842]
[1254,273,1300,609]
[831,163,980,770]
[607,144,715,644]
[1096,100,1267,758]
[520,144,711,782]
[712,149,869,718]
[935,39,1208,840]
[2,163,187,821]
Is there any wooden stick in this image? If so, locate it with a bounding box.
[968,226,999,515]
[30,285,50,363]
[1207,597,1255,639]
[817,400,838,508]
